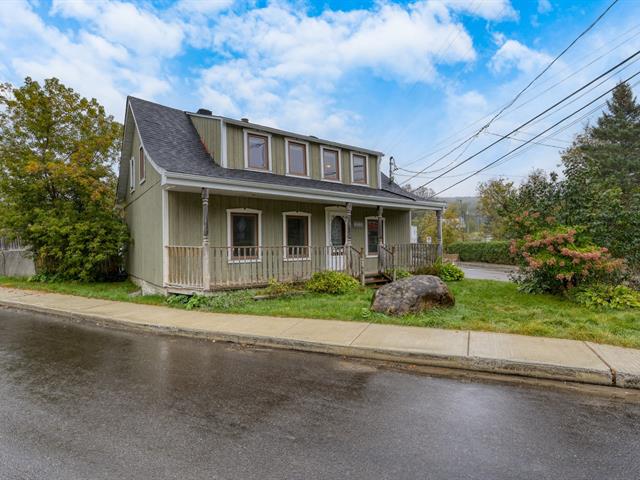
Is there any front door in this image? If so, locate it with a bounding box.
[326,213,346,271]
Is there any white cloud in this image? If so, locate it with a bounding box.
[537,0,553,14]
[175,0,235,16]
[0,0,176,118]
[50,0,99,19]
[53,1,184,57]
[1,0,520,143]
[195,0,512,139]
[489,39,553,74]
[443,0,518,21]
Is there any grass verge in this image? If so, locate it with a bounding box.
[1,276,639,348]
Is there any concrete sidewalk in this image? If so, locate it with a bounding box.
[1,286,639,389]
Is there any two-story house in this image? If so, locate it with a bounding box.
[116,97,445,294]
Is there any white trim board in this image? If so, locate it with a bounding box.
[163,173,447,210]
[162,188,169,286]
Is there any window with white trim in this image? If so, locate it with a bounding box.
[283,213,310,259]
[247,133,269,170]
[322,147,340,181]
[229,212,260,259]
[352,154,367,184]
[129,156,135,191]
[286,140,308,177]
[139,146,146,183]
[365,217,385,257]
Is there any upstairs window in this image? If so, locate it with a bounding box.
[287,140,308,176]
[139,146,146,183]
[365,217,385,257]
[352,153,367,184]
[284,213,310,259]
[322,147,340,181]
[247,133,269,170]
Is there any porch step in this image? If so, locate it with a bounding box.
[364,273,392,288]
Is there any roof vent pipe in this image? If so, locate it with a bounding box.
[197,108,212,115]
[241,117,249,123]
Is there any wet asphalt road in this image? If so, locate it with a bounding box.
[1,308,639,480]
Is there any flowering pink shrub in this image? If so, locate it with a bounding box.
[510,214,624,293]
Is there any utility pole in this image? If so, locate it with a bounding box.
[389,156,396,184]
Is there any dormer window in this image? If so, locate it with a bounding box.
[321,147,340,181]
[139,146,145,183]
[286,139,308,177]
[351,153,367,184]
[246,132,270,171]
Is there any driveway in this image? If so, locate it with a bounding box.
[1,308,639,479]
[458,261,517,281]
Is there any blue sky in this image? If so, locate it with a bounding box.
[1,0,639,196]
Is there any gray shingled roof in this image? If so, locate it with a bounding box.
[122,96,429,205]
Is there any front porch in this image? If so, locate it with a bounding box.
[163,188,443,292]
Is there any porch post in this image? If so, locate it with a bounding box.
[376,206,384,247]
[377,205,384,274]
[345,202,353,247]
[201,188,211,291]
[436,209,443,259]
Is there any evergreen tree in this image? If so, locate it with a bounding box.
[561,81,640,269]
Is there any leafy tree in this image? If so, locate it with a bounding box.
[417,203,464,247]
[0,77,128,280]
[561,81,640,269]
[477,177,518,239]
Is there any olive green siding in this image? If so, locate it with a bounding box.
[123,123,164,287]
[168,191,410,273]
[227,125,244,169]
[224,124,380,189]
[190,115,222,163]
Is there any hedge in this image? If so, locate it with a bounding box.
[446,241,516,265]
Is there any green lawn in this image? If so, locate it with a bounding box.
[1,276,639,348]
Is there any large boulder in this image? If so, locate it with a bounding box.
[371,275,455,315]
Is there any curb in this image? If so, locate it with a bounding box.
[0,298,622,389]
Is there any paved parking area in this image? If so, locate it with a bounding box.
[458,261,517,281]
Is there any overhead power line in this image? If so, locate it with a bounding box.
[410,49,640,189]
[474,0,620,136]
[427,70,640,198]
[398,0,621,183]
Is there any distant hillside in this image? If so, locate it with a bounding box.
[439,196,480,214]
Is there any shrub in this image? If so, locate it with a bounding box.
[572,284,640,310]
[446,241,515,265]
[166,293,210,310]
[414,260,464,282]
[385,268,412,279]
[207,290,254,309]
[306,271,359,295]
[261,279,300,297]
[438,262,465,281]
[166,290,254,310]
[510,213,624,294]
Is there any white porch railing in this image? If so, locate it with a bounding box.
[208,245,363,289]
[166,243,439,291]
[378,243,438,278]
[166,246,203,289]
